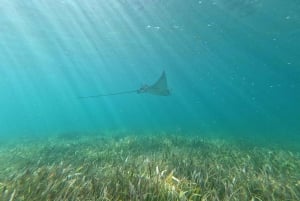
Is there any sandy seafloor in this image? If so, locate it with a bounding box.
[0,131,299,201]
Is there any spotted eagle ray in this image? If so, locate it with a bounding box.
[78,71,170,98]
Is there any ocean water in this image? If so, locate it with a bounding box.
[1,1,300,200]
[0,0,299,140]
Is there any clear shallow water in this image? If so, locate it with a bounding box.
[0,0,299,141]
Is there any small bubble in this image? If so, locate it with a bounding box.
[285,16,291,20]
[198,1,202,4]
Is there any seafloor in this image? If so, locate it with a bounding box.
[0,132,299,201]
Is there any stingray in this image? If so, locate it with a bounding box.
[78,71,170,98]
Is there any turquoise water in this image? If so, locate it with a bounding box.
[0,0,299,141]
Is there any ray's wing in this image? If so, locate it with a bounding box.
[147,71,170,96]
